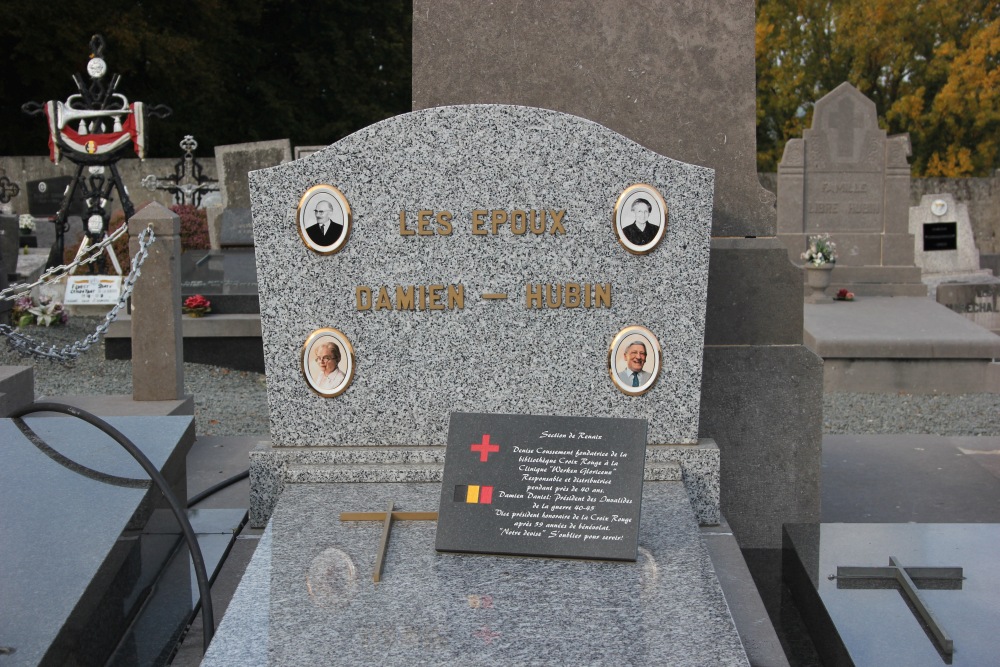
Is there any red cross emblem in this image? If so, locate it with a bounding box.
[470,434,499,462]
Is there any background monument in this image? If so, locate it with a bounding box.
[413,0,822,553]
[777,82,926,296]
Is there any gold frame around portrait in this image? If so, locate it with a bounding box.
[301,327,355,398]
[297,184,352,255]
[613,184,668,255]
[608,325,662,396]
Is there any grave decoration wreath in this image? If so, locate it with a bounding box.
[801,234,838,267]
[182,294,212,317]
[834,288,855,301]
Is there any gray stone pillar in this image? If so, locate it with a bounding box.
[128,201,184,400]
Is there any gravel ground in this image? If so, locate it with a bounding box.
[1,316,269,437]
[3,316,999,437]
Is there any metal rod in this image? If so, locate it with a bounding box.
[373,502,395,583]
[890,556,954,656]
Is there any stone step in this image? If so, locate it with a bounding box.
[106,312,261,339]
[282,460,685,484]
[827,282,929,297]
[828,266,923,283]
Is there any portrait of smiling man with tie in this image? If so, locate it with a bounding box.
[617,341,651,388]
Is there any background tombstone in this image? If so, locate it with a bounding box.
[208,139,291,249]
[910,194,991,279]
[777,82,925,296]
[413,0,821,554]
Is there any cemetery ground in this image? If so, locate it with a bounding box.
[5,316,1000,664]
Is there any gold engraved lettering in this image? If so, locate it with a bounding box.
[437,211,453,235]
[594,283,612,308]
[375,286,392,310]
[472,210,488,235]
[565,282,581,308]
[530,210,545,235]
[428,284,445,310]
[491,210,509,235]
[419,285,427,310]
[511,210,527,235]
[549,210,566,235]
[395,286,415,310]
[524,283,611,309]
[447,284,465,309]
[526,284,544,309]
[356,286,372,310]
[417,210,435,236]
[399,211,414,236]
[546,284,561,308]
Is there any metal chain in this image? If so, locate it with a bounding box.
[0,225,156,363]
[0,221,131,302]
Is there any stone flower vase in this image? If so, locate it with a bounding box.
[804,264,834,303]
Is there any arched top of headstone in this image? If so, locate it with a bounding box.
[805,82,888,170]
[249,104,715,447]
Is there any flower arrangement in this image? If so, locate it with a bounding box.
[11,295,68,327]
[18,214,35,234]
[834,288,855,301]
[801,234,837,267]
[183,294,212,317]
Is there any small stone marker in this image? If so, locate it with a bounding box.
[435,412,646,561]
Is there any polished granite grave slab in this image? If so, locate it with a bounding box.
[784,523,1000,666]
[0,416,194,666]
[204,481,749,666]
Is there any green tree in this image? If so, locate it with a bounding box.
[756,0,999,176]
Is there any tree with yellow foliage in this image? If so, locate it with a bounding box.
[756,0,999,177]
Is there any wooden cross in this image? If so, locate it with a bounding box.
[836,556,963,657]
[340,501,438,582]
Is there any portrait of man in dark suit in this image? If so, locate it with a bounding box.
[305,200,344,247]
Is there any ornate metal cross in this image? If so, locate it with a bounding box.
[0,175,20,205]
[340,501,437,582]
[836,556,964,657]
[141,135,219,207]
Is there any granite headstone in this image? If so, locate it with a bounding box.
[249,105,713,448]
[214,139,291,211]
[937,283,1000,334]
[777,82,924,296]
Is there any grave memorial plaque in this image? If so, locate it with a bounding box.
[27,176,85,218]
[436,412,646,561]
[923,223,958,252]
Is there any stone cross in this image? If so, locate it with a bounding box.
[836,556,964,656]
[340,502,438,582]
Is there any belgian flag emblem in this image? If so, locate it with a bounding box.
[454,484,493,504]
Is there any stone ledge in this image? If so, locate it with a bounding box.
[106,312,262,338]
[249,439,721,528]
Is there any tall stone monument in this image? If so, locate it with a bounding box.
[413,0,822,552]
[777,82,925,296]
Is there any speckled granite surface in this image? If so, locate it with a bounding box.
[248,440,720,527]
[207,481,748,666]
[248,105,714,448]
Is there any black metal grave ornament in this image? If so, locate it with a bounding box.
[141,135,219,208]
[22,34,171,270]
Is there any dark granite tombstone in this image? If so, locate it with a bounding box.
[26,176,85,218]
[0,416,194,666]
[784,523,1000,666]
[0,215,18,280]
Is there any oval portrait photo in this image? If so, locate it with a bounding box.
[608,325,662,396]
[297,184,352,254]
[613,184,668,255]
[302,328,355,397]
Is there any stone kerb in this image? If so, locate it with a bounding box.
[249,105,714,448]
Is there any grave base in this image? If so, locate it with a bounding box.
[204,481,750,666]
[804,297,1000,393]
